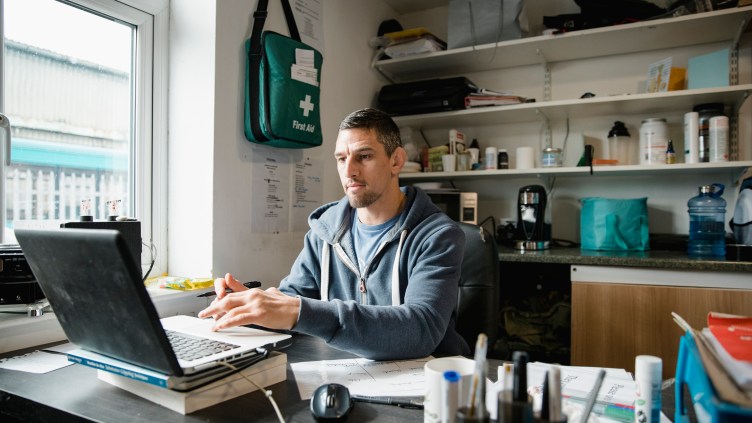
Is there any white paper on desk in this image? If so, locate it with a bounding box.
[290,356,432,399]
[0,350,74,373]
[525,362,636,409]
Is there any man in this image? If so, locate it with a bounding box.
[198,108,469,360]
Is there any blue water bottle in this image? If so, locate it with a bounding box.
[687,183,726,258]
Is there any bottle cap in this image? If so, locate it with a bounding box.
[608,121,630,137]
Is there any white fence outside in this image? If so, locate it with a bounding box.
[5,167,130,223]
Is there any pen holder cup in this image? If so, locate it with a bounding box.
[497,394,534,423]
[456,406,490,423]
[424,357,476,423]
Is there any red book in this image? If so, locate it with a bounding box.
[708,312,752,362]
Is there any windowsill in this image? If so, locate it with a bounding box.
[0,287,212,355]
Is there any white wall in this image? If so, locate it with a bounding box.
[167,0,752,279]
[168,0,397,283]
[385,1,752,242]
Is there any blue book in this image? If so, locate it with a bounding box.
[67,348,270,391]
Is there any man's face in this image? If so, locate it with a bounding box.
[334,128,396,209]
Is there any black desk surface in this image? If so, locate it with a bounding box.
[1,334,684,422]
[0,334,471,422]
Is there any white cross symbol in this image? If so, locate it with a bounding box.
[299,95,314,117]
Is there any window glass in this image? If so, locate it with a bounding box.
[2,0,133,242]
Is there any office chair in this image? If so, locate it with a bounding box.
[455,222,500,356]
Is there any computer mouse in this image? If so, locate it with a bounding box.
[310,383,353,422]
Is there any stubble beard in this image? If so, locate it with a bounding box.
[347,190,380,209]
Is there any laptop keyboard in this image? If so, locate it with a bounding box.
[165,330,241,362]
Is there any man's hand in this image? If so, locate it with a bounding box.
[198,279,300,331]
[213,273,247,300]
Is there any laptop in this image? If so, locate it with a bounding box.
[15,228,292,390]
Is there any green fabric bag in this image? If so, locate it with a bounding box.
[244,0,323,149]
[580,197,650,251]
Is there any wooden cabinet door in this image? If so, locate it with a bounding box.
[571,282,752,380]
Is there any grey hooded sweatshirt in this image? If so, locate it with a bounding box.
[279,186,470,360]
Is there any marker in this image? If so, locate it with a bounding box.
[351,395,423,409]
[196,280,261,297]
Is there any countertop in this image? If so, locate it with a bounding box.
[498,246,752,273]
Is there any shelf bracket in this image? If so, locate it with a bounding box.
[371,48,395,84]
[536,48,551,102]
[729,17,747,86]
[730,91,749,161]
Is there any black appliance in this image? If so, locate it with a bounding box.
[514,185,550,250]
[377,77,478,116]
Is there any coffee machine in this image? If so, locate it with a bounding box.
[514,185,551,250]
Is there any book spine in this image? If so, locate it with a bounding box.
[68,354,168,388]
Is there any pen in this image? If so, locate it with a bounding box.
[579,369,606,423]
[196,281,262,297]
[350,395,424,409]
[512,350,529,402]
[467,333,488,418]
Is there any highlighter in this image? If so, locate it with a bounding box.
[498,351,533,423]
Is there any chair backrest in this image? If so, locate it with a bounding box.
[456,222,500,354]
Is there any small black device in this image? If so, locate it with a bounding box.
[0,244,43,305]
[310,383,353,422]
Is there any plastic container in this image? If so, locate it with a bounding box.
[687,184,726,258]
[709,115,729,162]
[639,118,669,165]
[608,121,632,165]
[497,149,509,169]
[683,112,700,164]
[484,147,497,170]
[693,103,726,163]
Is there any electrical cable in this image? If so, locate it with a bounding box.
[216,360,285,423]
[141,240,156,283]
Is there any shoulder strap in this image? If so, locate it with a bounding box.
[279,0,301,41]
[247,0,302,142]
[251,0,300,41]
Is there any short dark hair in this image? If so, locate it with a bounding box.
[338,108,402,156]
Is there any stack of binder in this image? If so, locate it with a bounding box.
[673,312,752,421]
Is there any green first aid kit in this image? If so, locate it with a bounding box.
[244,0,323,149]
[580,197,650,251]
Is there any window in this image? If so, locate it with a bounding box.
[1,0,167,276]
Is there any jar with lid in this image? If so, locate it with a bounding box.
[639,118,669,165]
[497,149,509,169]
[541,147,562,167]
[608,121,632,165]
[709,115,729,162]
[687,183,726,258]
[484,146,497,170]
[693,103,726,163]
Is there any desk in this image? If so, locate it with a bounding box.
[1,335,684,422]
[1,334,479,422]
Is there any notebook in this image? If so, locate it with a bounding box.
[14,228,292,390]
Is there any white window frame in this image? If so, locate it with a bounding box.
[0,0,168,277]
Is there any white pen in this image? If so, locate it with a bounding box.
[548,365,564,422]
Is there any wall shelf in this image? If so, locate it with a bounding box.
[374,7,752,82]
[392,85,752,129]
[399,161,752,182]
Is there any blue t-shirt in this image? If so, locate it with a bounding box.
[352,211,401,273]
